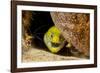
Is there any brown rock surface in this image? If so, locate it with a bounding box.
[22,47,81,62]
[50,12,90,57]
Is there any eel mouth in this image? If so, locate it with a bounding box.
[51,42,61,47]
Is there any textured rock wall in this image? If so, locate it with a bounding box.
[51,12,90,57]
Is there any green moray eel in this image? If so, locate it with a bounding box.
[44,26,66,53]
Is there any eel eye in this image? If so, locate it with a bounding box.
[51,33,53,38]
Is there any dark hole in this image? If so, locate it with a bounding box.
[25,11,54,48]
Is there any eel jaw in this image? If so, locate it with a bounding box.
[47,41,64,53]
[51,42,61,47]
